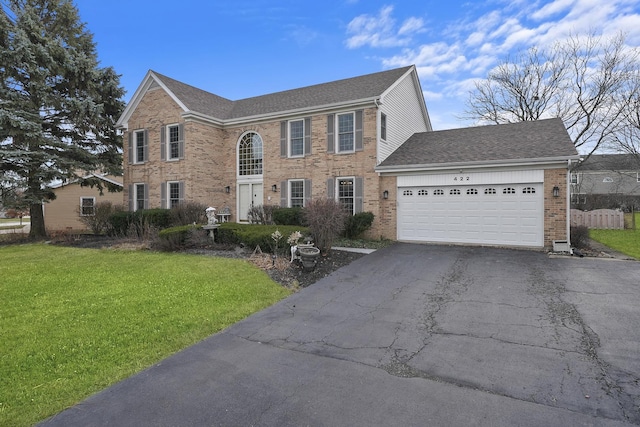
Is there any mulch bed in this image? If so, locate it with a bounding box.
[51,235,365,289]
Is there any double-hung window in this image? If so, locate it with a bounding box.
[289,120,304,157]
[130,129,147,164]
[168,182,181,208]
[338,178,355,214]
[80,197,95,216]
[337,113,355,152]
[135,183,146,211]
[289,180,305,208]
[162,124,184,161]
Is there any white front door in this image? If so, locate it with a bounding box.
[238,182,263,222]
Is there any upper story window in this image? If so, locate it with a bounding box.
[238,132,263,176]
[80,197,95,216]
[130,129,147,164]
[289,120,304,157]
[380,113,387,141]
[338,113,354,152]
[570,172,579,184]
[162,124,184,160]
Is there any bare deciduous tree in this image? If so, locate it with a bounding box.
[465,33,640,156]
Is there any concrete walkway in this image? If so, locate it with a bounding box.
[39,243,640,426]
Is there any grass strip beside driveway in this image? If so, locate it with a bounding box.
[589,213,640,260]
[0,244,291,427]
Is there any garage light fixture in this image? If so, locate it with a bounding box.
[272,184,278,192]
[383,190,389,199]
[552,186,560,198]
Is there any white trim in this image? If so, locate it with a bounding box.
[166,181,181,209]
[288,119,305,158]
[165,123,181,161]
[335,111,356,154]
[376,156,581,174]
[288,179,305,208]
[79,196,96,216]
[336,176,356,215]
[236,131,264,178]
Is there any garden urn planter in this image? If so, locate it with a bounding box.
[297,246,320,271]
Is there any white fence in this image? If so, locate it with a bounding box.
[570,209,625,229]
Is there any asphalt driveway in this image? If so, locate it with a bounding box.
[40,243,640,426]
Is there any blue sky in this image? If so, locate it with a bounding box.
[74,0,640,130]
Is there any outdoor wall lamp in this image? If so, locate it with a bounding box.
[383,190,389,199]
[552,186,560,198]
[272,184,278,192]
[225,186,230,194]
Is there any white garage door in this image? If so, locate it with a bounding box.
[397,183,544,247]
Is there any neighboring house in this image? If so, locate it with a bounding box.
[571,154,640,211]
[116,65,578,249]
[46,173,123,232]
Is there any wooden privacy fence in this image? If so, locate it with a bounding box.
[571,209,625,229]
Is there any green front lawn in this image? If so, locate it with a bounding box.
[589,212,640,260]
[0,244,290,426]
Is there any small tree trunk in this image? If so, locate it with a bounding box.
[29,203,47,239]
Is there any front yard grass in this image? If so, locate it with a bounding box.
[589,212,640,260]
[0,244,291,427]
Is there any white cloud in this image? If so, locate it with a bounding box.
[345,5,425,49]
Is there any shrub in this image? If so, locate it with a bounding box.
[343,211,374,239]
[170,201,208,226]
[272,207,303,226]
[78,201,123,235]
[247,204,279,225]
[107,209,171,238]
[155,224,201,251]
[217,223,308,254]
[108,211,132,236]
[302,198,347,254]
[570,225,590,249]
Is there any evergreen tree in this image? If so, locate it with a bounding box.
[0,0,125,238]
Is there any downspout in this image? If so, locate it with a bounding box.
[567,159,572,251]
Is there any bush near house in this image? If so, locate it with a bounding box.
[217,223,309,254]
[156,224,202,251]
[272,207,304,226]
[107,209,173,237]
[343,212,374,239]
[302,198,347,254]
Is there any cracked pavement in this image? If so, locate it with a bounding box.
[40,243,640,426]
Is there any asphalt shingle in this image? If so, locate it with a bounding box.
[153,66,413,121]
[378,118,578,168]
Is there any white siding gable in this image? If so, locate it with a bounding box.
[377,69,431,163]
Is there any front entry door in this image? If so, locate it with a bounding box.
[238,183,263,222]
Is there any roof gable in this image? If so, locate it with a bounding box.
[377,118,579,170]
[117,66,416,128]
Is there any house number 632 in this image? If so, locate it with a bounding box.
[453,176,470,181]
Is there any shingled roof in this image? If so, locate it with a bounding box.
[377,118,578,170]
[573,153,640,171]
[152,66,413,121]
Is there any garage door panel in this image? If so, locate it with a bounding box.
[398,183,543,247]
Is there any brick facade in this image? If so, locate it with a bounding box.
[544,168,569,248]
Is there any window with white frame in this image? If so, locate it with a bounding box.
[135,183,146,211]
[167,124,181,160]
[168,182,181,208]
[337,112,355,152]
[570,172,579,184]
[238,132,263,176]
[380,113,387,141]
[134,130,146,163]
[337,178,354,214]
[80,197,95,216]
[289,120,304,157]
[289,180,305,208]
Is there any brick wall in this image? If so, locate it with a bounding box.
[544,168,569,248]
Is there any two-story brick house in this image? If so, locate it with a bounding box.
[116,65,579,249]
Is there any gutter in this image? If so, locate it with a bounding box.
[181,97,381,128]
[375,155,582,174]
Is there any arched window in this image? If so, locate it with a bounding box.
[238,132,263,176]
